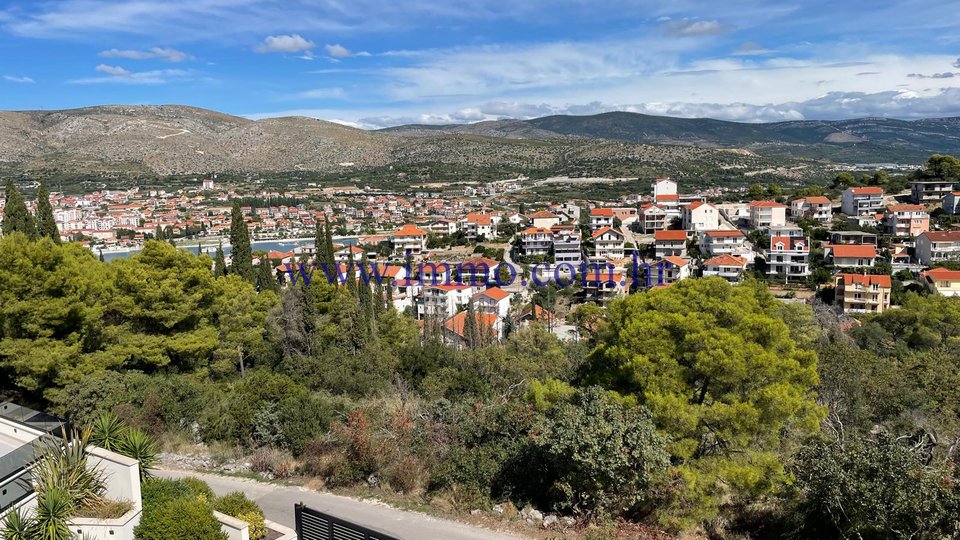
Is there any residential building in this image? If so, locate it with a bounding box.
[883,205,929,237]
[529,210,561,229]
[836,274,892,314]
[791,196,833,223]
[582,268,626,303]
[682,201,720,231]
[747,201,787,228]
[841,187,885,216]
[419,284,475,319]
[590,227,626,262]
[611,207,638,227]
[699,229,748,257]
[638,204,667,233]
[703,255,749,283]
[519,227,554,257]
[589,208,615,232]
[767,225,804,238]
[916,230,960,266]
[943,192,960,215]
[830,231,878,245]
[457,256,500,285]
[825,244,877,268]
[334,245,365,263]
[921,267,960,297]
[429,219,457,235]
[462,212,498,239]
[766,236,810,281]
[473,287,513,318]
[657,256,692,284]
[654,229,688,259]
[653,178,678,198]
[553,202,581,222]
[911,180,954,204]
[442,311,500,349]
[391,224,428,257]
[553,232,583,266]
[654,194,681,223]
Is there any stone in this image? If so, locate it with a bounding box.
[542,515,559,528]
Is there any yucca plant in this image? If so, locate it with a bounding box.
[90,413,127,451]
[32,487,75,540]
[32,428,106,510]
[1,505,35,540]
[118,428,159,480]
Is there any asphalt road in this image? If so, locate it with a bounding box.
[156,468,525,540]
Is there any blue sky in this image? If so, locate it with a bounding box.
[2,0,960,128]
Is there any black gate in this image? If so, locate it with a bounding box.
[295,503,402,540]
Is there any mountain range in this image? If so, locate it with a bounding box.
[1,105,958,179]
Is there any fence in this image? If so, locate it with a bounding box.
[295,503,401,540]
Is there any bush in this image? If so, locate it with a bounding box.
[214,492,267,540]
[135,497,227,540]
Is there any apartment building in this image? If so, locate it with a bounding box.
[943,192,960,215]
[654,229,688,259]
[703,255,749,283]
[915,230,960,266]
[582,268,626,303]
[419,284,476,319]
[790,196,833,223]
[841,187,885,216]
[428,218,457,235]
[590,227,626,262]
[391,224,428,257]
[825,244,877,268]
[456,256,500,285]
[883,205,929,237]
[462,213,498,240]
[653,178,678,198]
[836,274,892,314]
[747,201,787,228]
[638,204,667,233]
[699,229,748,257]
[529,210,561,229]
[553,232,583,266]
[589,208,616,232]
[473,286,512,318]
[519,227,555,257]
[911,180,954,204]
[921,267,960,297]
[657,256,692,284]
[830,231,878,245]
[766,236,810,281]
[682,201,720,231]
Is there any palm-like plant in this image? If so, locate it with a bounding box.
[118,428,159,480]
[31,487,75,540]
[1,506,34,540]
[90,413,127,451]
[32,429,106,510]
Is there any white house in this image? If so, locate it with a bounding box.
[682,201,720,231]
[653,178,678,198]
[825,244,877,268]
[528,210,561,229]
[703,255,749,283]
[391,224,428,257]
[916,230,960,266]
[654,229,687,259]
[419,284,476,319]
[943,192,960,215]
[791,196,833,223]
[699,230,748,257]
[841,187,884,216]
[766,236,810,281]
[473,287,512,319]
[638,204,667,233]
[520,227,554,257]
[589,208,616,232]
[747,201,787,228]
[590,227,625,262]
[657,256,692,284]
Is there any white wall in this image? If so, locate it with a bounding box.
[69,510,141,540]
[215,510,251,540]
[86,446,142,509]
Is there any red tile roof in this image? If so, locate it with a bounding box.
[521,227,555,235]
[886,204,926,212]
[840,274,891,287]
[849,187,884,195]
[590,208,615,217]
[591,226,624,239]
[662,255,689,267]
[749,200,787,208]
[476,287,511,301]
[806,196,832,204]
[444,311,498,337]
[529,210,559,219]
[394,224,427,236]
[770,236,809,251]
[705,255,748,267]
[922,267,960,280]
[921,231,960,242]
[655,230,688,241]
[829,244,877,258]
[702,229,744,238]
[655,194,680,201]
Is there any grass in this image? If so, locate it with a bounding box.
[74,499,135,520]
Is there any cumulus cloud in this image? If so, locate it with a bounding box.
[99,47,192,62]
[72,65,190,84]
[663,19,734,37]
[95,64,131,76]
[954,57,960,68]
[255,34,315,53]
[4,75,35,83]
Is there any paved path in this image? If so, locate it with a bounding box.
[156,468,525,540]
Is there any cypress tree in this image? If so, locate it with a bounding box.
[154,224,164,241]
[256,259,279,293]
[464,300,478,349]
[213,241,227,277]
[34,180,60,243]
[324,218,335,263]
[315,222,326,264]
[229,201,255,282]
[2,180,35,238]
[99,249,105,263]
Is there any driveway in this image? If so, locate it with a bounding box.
[156,468,525,540]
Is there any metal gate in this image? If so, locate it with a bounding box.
[295,503,401,540]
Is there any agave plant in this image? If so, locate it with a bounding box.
[33,487,75,540]
[1,505,35,540]
[117,428,159,480]
[32,428,106,510]
[90,413,127,451]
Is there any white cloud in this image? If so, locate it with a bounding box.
[99,47,193,62]
[732,42,772,56]
[3,75,35,83]
[255,34,315,53]
[95,64,131,76]
[325,44,352,57]
[954,57,960,68]
[288,87,346,100]
[662,19,734,37]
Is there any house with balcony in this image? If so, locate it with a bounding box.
[589,208,615,232]
[654,229,688,259]
[590,227,625,263]
[825,244,877,268]
[334,245,365,263]
[519,227,554,258]
[836,274,892,314]
[418,284,477,319]
[699,229,748,257]
[461,213,498,240]
[529,210,561,229]
[391,224,428,258]
[473,287,512,319]
[442,311,500,349]
[791,196,833,223]
[830,231,878,245]
[747,201,787,228]
[703,255,749,283]
[638,204,668,233]
[682,201,720,231]
[911,180,954,204]
[657,256,692,284]
[766,236,810,281]
[428,218,458,235]
[841,187,885,216]
[582,268,627,303]
[456,256,499,285]
[883,205,929,237]
[654,194,681,222]
[921,267,960,297]
[553,232,583,266]
[916,230,960,266]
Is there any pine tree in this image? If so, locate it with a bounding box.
[34,180,60,243]
[2,180,35,238]
[154,224,164,241]
[256,259,278,293]
[213,241,227,277]
[229,201,255,282]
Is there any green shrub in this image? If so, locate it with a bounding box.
[141,477,213,507]
[135,497,227,540]
[214,492,267,540]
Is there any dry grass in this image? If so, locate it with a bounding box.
[75,499,134,520]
